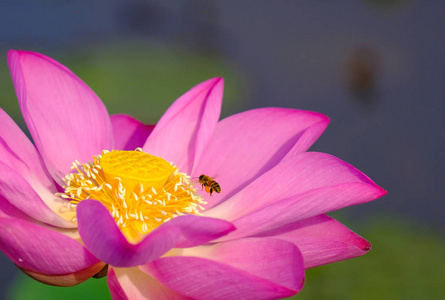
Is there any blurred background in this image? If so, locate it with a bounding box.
[0,0,444,299]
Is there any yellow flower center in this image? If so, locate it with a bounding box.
[58,149,205,243]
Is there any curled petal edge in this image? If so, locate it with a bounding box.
[77,200,235,267]
[18,261,106,287]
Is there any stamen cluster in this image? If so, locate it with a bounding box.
[58,149,206,243]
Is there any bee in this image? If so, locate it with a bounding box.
[198,174,221,196]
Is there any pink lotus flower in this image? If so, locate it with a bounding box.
[0,50,386,299]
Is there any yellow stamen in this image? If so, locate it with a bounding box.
[59,149,206,243]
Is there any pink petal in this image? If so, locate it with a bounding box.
[0,108,55,193]
[107,267,128,300]
[284,117,331,157]
[192,108,329,209]
[109,267,188,300]
[0,194,34,220]
[0,161,76,228]
[111,114,155,151]
[8,50,113,186]
[255,214,371,268]
[77,200,235,267]
[0,217,100,275]
[143,78,223,173]
[142,238,304,299]
[184,237,305,290]
[205,152,386,223]
[219,182,384,241]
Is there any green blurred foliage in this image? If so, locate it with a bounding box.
[9,216,445,299]
[287,217,445,300]
[0,40,248,130]
[65,41,247,124]
[0,51,20,122]
[8,276,111,300]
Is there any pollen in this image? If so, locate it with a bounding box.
[58,149,206,243]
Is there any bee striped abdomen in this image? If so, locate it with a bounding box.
[212,182,221,193]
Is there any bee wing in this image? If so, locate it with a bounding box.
[190,176,201,186]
